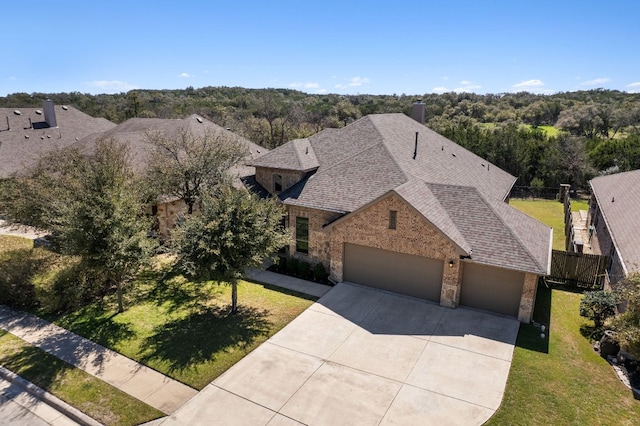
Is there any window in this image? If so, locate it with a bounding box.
[274,174,283,192]
[389,210,397,230]
[296,217,309,254]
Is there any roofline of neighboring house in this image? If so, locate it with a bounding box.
[249,162,319,174]
[589,179,629,276]
[322,189,470,257]
[546,227,554,275]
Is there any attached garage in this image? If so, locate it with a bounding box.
[460,262,524,318]
[343,243,443,302]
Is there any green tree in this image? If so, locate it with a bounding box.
[1,139,156,312]
[579,290,618,329]
[170,185,290,313]
[146,127,248,214]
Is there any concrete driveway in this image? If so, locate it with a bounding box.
[160,282,520,426]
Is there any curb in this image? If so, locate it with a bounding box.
[0,365,103,426]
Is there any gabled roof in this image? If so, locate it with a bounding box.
[0,105,116,178]
[250,138,318,172]
[74,115,266,180]
[269,113,551,275]
[590,169,640,275]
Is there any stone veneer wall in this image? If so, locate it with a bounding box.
[157,199,189,239]
[255,167,306,195]
[287,205,342,266]
[329,194,463,308]
[518,273,539,323]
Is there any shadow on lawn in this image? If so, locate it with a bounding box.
[516,282,551,354]
[139,305,272,373]
[54,305,135,349]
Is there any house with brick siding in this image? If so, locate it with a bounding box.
[250,108,552,322]
[587,169,640,286]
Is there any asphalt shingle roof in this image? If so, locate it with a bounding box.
[269,113,551,274]
[0,104,116,178]
[590,169,640,275]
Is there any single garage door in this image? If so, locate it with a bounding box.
[460,262,524,317]
[343,243,443,302]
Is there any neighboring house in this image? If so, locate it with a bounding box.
[0,100,116,178]
[250,107,552,322]
[74,115,266,237]
[588,169,640,285]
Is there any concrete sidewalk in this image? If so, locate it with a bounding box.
[246,269,332,298]
[0,306,197,415]
[0,219,47,240]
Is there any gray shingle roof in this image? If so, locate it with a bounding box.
[0,105,116,178]
[270,113,551,274]
[590,169,640,275]
[74,115,266,180]
[250,138,318,171]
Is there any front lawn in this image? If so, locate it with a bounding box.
[0,330,163,426]
[41,266,316,389]
[488,286,640,425]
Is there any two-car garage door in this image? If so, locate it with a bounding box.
[343,243,443,302]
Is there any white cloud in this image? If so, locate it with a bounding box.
[179,72,193,78]
[512,79,544,89]
[289,82,320,89]
[442,76,449,81]
[85,80,138,93]
[8,76,17,81]
[348,76,370,87]
[626,82,640,93]
[452,80,481,92]
[580,77,611,86]
[432,86,448,93]
[317,89,327,94]
[334,84,347,89]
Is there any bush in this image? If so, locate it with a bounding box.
[612,274,640,356]
[313,262,328,282]
[286,257,299,276]
[579,290,618,329]
[41,261,110,313]
[0,249,39,308]
[296,260,311,280]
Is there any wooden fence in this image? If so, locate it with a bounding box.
[549,250,609,290]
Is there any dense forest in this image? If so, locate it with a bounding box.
[3,87,640,192]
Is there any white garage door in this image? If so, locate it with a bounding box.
[343,243,443,302]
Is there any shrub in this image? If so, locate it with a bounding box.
[612,274,640,356]
[579,290,618,329]
[286,257,299,276]
[313,262,328,282]
[0,249,39,308]
[296,259,311,279]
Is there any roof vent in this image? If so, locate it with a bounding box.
[196,117,203,123]
[35,109,42,115]
[62,105,69,110]
[25,135,29,139]
[13,110,21,115]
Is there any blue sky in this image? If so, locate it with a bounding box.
[2,0,639,96]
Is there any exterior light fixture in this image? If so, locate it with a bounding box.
[448,260,455,268]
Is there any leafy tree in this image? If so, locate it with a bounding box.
[0,139,156,312]
[146,127,248,214]
[579,290,618,329]
[170,185,290,313]
[612,274,640,356]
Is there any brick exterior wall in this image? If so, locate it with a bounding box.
[255,167,306,195]
[328,193,464,309]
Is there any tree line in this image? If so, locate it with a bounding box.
[3,87,640,190]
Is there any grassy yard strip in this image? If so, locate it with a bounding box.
[488,286,640,425]
[510,198,589,250]
[45,274,316,390]
[0,330,163,426]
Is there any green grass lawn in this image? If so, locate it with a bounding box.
[510,198,589,250]
[40,264,316,390]
[488,286,640,425]
[0,330,162,426]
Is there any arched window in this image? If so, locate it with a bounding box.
[274,174,283,192]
